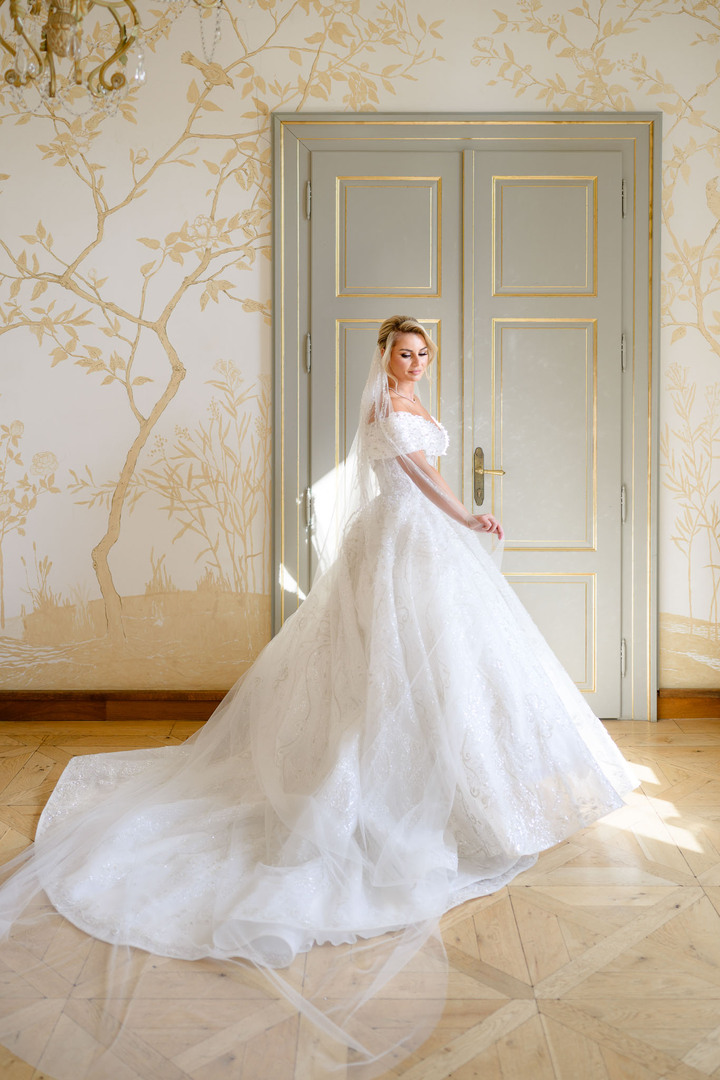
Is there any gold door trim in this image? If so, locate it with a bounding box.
[492,176,598,297]
[504,571,597,692]
[335,176,442,298]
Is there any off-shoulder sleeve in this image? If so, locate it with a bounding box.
[363,413,448,462]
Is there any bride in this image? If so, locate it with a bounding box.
[0,315,636,1079]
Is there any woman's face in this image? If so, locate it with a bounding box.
[385,333,429,386]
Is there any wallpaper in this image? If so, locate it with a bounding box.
[0,0,716,691]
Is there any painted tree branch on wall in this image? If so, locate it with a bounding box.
[0,1,443,652]
[0,416,58,629]
[661,362,720,636]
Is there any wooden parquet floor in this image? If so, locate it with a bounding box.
[0,718,719,1079]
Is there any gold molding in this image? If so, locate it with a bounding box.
[279,128,286,626]
[492,176,598,297]
[504,571,597,691]
[281,118,656,129]
[335,175,442,298]
[647,119,654,721]
[491,317,598,551]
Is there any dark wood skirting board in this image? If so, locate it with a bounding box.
[657,689,720,720]
[0,692,226,723]
[0,690,719,723]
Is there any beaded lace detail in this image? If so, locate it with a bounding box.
[363,411,449,462]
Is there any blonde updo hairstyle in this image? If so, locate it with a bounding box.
[377,315,437,377]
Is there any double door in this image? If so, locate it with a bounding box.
[273,114,658,719]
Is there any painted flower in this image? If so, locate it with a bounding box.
[31,451,58,476]
[187,215,222,246]
[9,421,24,437]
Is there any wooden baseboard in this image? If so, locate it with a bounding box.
[657,689,720,720]
[0,692,226,723]
[2,689,719,723]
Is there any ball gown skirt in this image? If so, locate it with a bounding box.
[0,412,636,1078]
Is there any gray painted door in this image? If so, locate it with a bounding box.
[469,151,623,715]
[307,147,624,716]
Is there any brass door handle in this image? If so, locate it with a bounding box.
[474,446,505,506]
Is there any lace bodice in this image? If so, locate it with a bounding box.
[364,411,449,461]
[365,412,449,498]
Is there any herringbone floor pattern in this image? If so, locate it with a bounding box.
[0,717,718,1079]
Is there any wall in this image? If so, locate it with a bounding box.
[0,0,717,691]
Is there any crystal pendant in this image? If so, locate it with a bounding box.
[69,28,82,59]
[129,46,146,86]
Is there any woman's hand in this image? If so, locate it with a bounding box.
[467,514,504,541]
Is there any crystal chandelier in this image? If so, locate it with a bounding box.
[0,0,145,105]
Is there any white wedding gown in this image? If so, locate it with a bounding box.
[35,411,635,955]
[0,410,636,1078]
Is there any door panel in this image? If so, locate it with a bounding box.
[493,175,597,295]
[492,319,596,548]
[337,175,442,297]
[471,151,622,715]
[507,572,596,690]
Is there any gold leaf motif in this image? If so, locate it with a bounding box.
[0,0,448,685]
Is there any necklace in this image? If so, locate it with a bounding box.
[389,386,416,405]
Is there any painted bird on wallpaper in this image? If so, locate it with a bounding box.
[180,51,233,87]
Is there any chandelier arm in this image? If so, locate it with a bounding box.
[47,37,57,95]
[85,0,139,95]
[0,0,15,60]
[2,0,45,87]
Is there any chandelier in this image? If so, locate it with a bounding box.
[0,0,146,103]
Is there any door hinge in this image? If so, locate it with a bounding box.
[303,486,314,530]
[620,483,627,523]
[621,178,627,218]
[305,180,312,220]
[620,332,627,372]
[620,638,627,678]
[305,332,312,374]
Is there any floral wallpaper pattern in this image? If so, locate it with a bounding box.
[0,0,716,690]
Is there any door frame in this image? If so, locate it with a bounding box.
[272,111,661,721]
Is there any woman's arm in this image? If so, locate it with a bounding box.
[399,450,504,540]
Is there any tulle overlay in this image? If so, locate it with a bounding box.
[0,391,636,1078]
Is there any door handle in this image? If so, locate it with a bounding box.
[474,446,505,506]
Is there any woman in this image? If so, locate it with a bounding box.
[0,316,636,1079]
